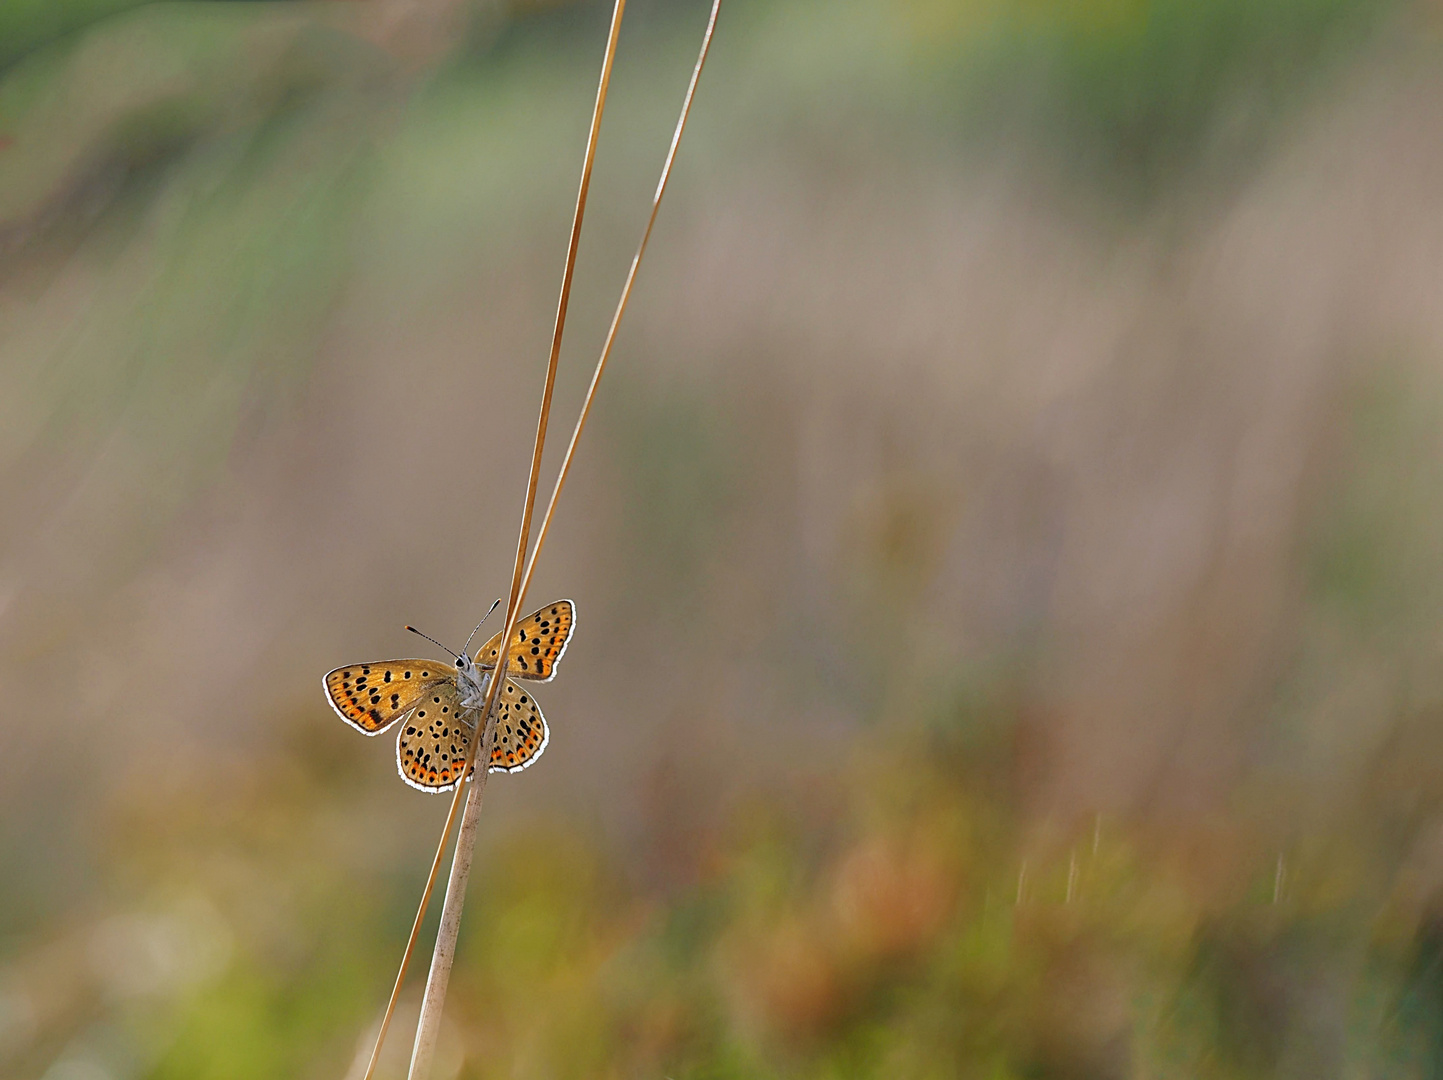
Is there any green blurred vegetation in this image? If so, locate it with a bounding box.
[937,0,1395,191]
[703,0,1400,196]
[0,0,151,71]
[42,685,1443,1079]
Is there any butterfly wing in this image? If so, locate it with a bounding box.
[474,599,575,682]
[395,677,550,791]
[395,680,473,790]
[323,659,456,735]
[488,677,550,774]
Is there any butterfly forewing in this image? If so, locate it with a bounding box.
[324,659,456,734]
[474,599,575,681]
[395,677,549,791]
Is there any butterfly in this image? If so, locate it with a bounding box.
[324,600,575,791]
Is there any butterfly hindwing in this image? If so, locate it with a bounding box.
[490,677,550,774]
[474,599,575,682]
[394,677,550,790]
[396,680,472,790]
[324,659,455,734]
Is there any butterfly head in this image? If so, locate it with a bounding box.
[406,624,484,695]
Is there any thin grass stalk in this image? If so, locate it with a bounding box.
[406,11,718,1070]
[403,3,628,1077]
[357,5,625,1076]
[404,710,496,1080]
[355,772,467,1080]
[362,0,716,1074]
[518,0,721,604]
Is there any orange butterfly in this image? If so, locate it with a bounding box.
[324,601,575,791]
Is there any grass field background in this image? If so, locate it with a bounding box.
[5,0,1443,1076]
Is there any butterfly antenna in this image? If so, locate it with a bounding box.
[404,625,456,656]
[462,598,503,654]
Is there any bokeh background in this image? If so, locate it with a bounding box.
[6,0,1443,1076]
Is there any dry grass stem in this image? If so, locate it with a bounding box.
[358,3,627,1077]
[518,0,721,604]
[404,1,628,1077]
[355,769,469,1080]
[401,0,626,1074]
[405,709,497,1079]
[355,0,719,1074]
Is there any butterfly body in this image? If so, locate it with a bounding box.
[453,650,489,711]
[324,600,575,792]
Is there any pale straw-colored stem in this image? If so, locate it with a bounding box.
[403,3,628,1077]
[359,1,720,1075]
[355,755,470,1080]
[403,707,498,1079]
[357,5,625,1079]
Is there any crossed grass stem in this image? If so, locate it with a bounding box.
[355,2,722,1077]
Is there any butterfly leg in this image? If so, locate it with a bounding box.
[454,668,491,711]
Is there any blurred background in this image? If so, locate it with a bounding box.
[5,0,1443,1076]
